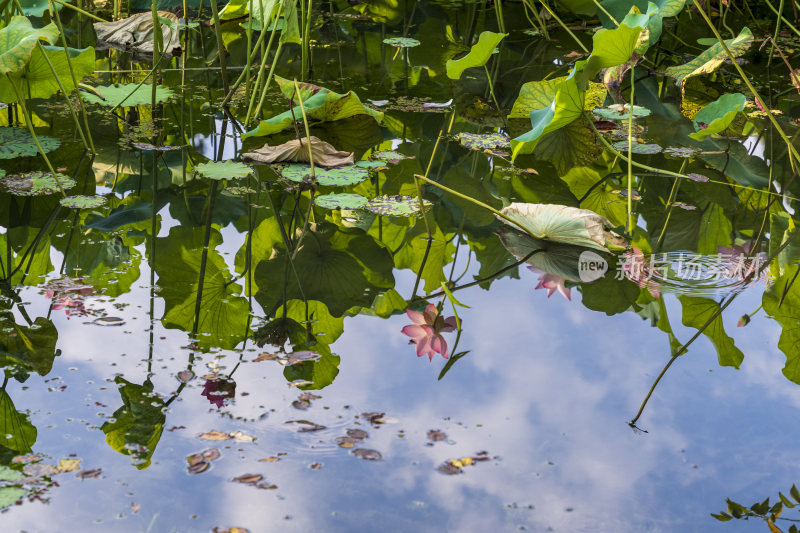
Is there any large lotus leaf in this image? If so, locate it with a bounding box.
[242,77,383,139]
[495,225,587,282]
[93,11,181,55]
[244,136,354,168]
[665,27,752,85]
[497,203,617,252]
[219,0,278,25]
[0,45,95,103]
[680,295,743,368]
[0,230,54,286]
[19,0,63,16]
[280,0,301,44]
[0,487,26,509]
[534,118,603,175]
[699,139,769,189]
[394,223,456,293]
[0,16,59,75]
[445,31,507,79]
[562,166,627,227]
[768,212,800,280]
[0,389,36,453]
[81,83,175,107]
[688,93,746,140]
[0,129,60,159]
[763,266,800,384]
[254,223,395,317]
[508,76,606,118]
[155,226,250,350]
[194,160,253,180]
[283,352,340,390]
[511,18,648,159]
[101,377,165,469]
[0,316,58,376]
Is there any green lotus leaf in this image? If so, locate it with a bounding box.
[0,16,59,75]
[680,295,744,368]
[81,83,175,107]
[611,140,662,154]
[509,76,606,119]
[194,160,253,180]
[592,104,651,120]
[0,171,75,196]
[446,31,507,79]
[101,377,165,469]
[496,202,624,252]
[0,45,95,103]
[0,487,26,510]
[664,146,699,158]
[455,132,510,150]
[19,0,63,17]
[665,27,753,85]
[355,160,388,169]
[0,127,60,159]
[315,193,369,210]
[689,93,747,140]
[364,194,432,217]
[242,76,383,139]
[60,195,107,209]
[219,0,278,25]
[0,389,36,453]
[383,37,420,48]
[372,150,413,163]
[280,164,370,187]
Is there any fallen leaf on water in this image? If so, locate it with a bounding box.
[284,420,327,432]
[199,431,231,441]
[360,412,385,424]
[212,527,250,533]
[256,482,278,490]
[232,473,263,485]
[352,449,382,460]
[57,458,81,473]
[259,457,281,463]
[299,393,321,401]
[229,431,256,442]
[187,461,209,474]
[336,438,357,448]
[427,430,447,442]
[75,468,102,479]
[243,137,354,168]
[437,463,462,475]
[203,449,221,461]
[292,399,310,410]
[346,429,368,440]
[310,463,323,469]
[253,352,278,362]
[177,370,195,383]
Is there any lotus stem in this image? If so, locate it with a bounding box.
[626,60,634,233]
[244,3,284,125]
[209,0,231,95]
[51,0,107,21]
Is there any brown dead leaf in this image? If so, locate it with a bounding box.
[360,412,385,424]
[284,420,326,432]
[199,430,231,441]
[232,473,263,485]
[352,449,382,460]
[212,528,250,533]
[346,429,368,440]
[57,458,82,473]
[310,462,323,470]
[202,448,221,461]
[437,463,462,475]
[177,370,195,383]
[76,468,102,479]
[253,352,278,362]
[229,431,256,442]
[243,137,354,168]
[93,12,181,56]
[188,461,210,474]
[427,430,446,442]
[292,399,311,410]
[298,393,321,401]
[259,456,281,463]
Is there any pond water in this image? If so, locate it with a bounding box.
[1,0,800,531]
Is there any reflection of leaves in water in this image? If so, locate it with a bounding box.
[764,265,800,384]
[0,389,37,453]
[101,377,166,470]
[680,296,744,368]
[283,352,341,390]
[156,226,249,350]
[0,315,59,377]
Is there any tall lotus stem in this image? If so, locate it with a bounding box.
[209,0,231,95]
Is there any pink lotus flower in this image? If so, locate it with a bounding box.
[401,304,458,361]
[527,266,571,301]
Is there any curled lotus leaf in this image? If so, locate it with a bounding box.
[592,104,651,120]
[315,193,369,210]
[81,83,175,108]
[0,127,60,159]
[363,195,432,217]
[446,31,507,79]
[280,164,370,187]
[60,195,107,209]
[611,140,662,154]
[0,171,75,196]
[93,11,181,56]
[455,132,511,150]
[382,37,420,48]
[496,203,625,252]
[195,161,253,181]
[243,136,354,168]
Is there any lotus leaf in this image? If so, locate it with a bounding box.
[81,83,175,107]
[665,27,752,86]
[611,140,662,154]
[93,11,181,55]
[280,164,369,186]
[0,171,75,196]
[195,161,253,180]
[315,193,369,210]
[0,45,95,103]
[689,93,747,140]
[364,195,432,217]
[60,195,107,209]
[383,37,420,48]
[243,136,354,168]
[446,31,507,79]
[0,16,59,75]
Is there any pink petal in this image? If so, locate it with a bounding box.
[405,308,426,325]
[430,334,449,359]
[422,304,438,326]
[401,324,430,341]
[440,316,458,332]
[415,335,434,360]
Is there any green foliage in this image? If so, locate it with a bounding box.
[689,93,747,140]
[280,164,370,186]
[0,16,59,75]
[59,195,106,209]
[101,377,165,469]
[194,161,253,180]
[0,129,60,159]
[0,389,36,453]
[82,83,175,107]
[0,171,73,195]
[315,193,369,210]
[665,27,753,85]
[679,296,743,368]
[0,46,95,103]
[445,31,506,79]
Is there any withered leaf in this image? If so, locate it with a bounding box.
[187,461,210,474]
[199,430,231,441]
[352,449,382,460]
[232,473,263,485]
[346,429,368,441]
[243,137,354,168]
[76,468,102,479]
[427,430,447,442]
[284,420,326,432]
